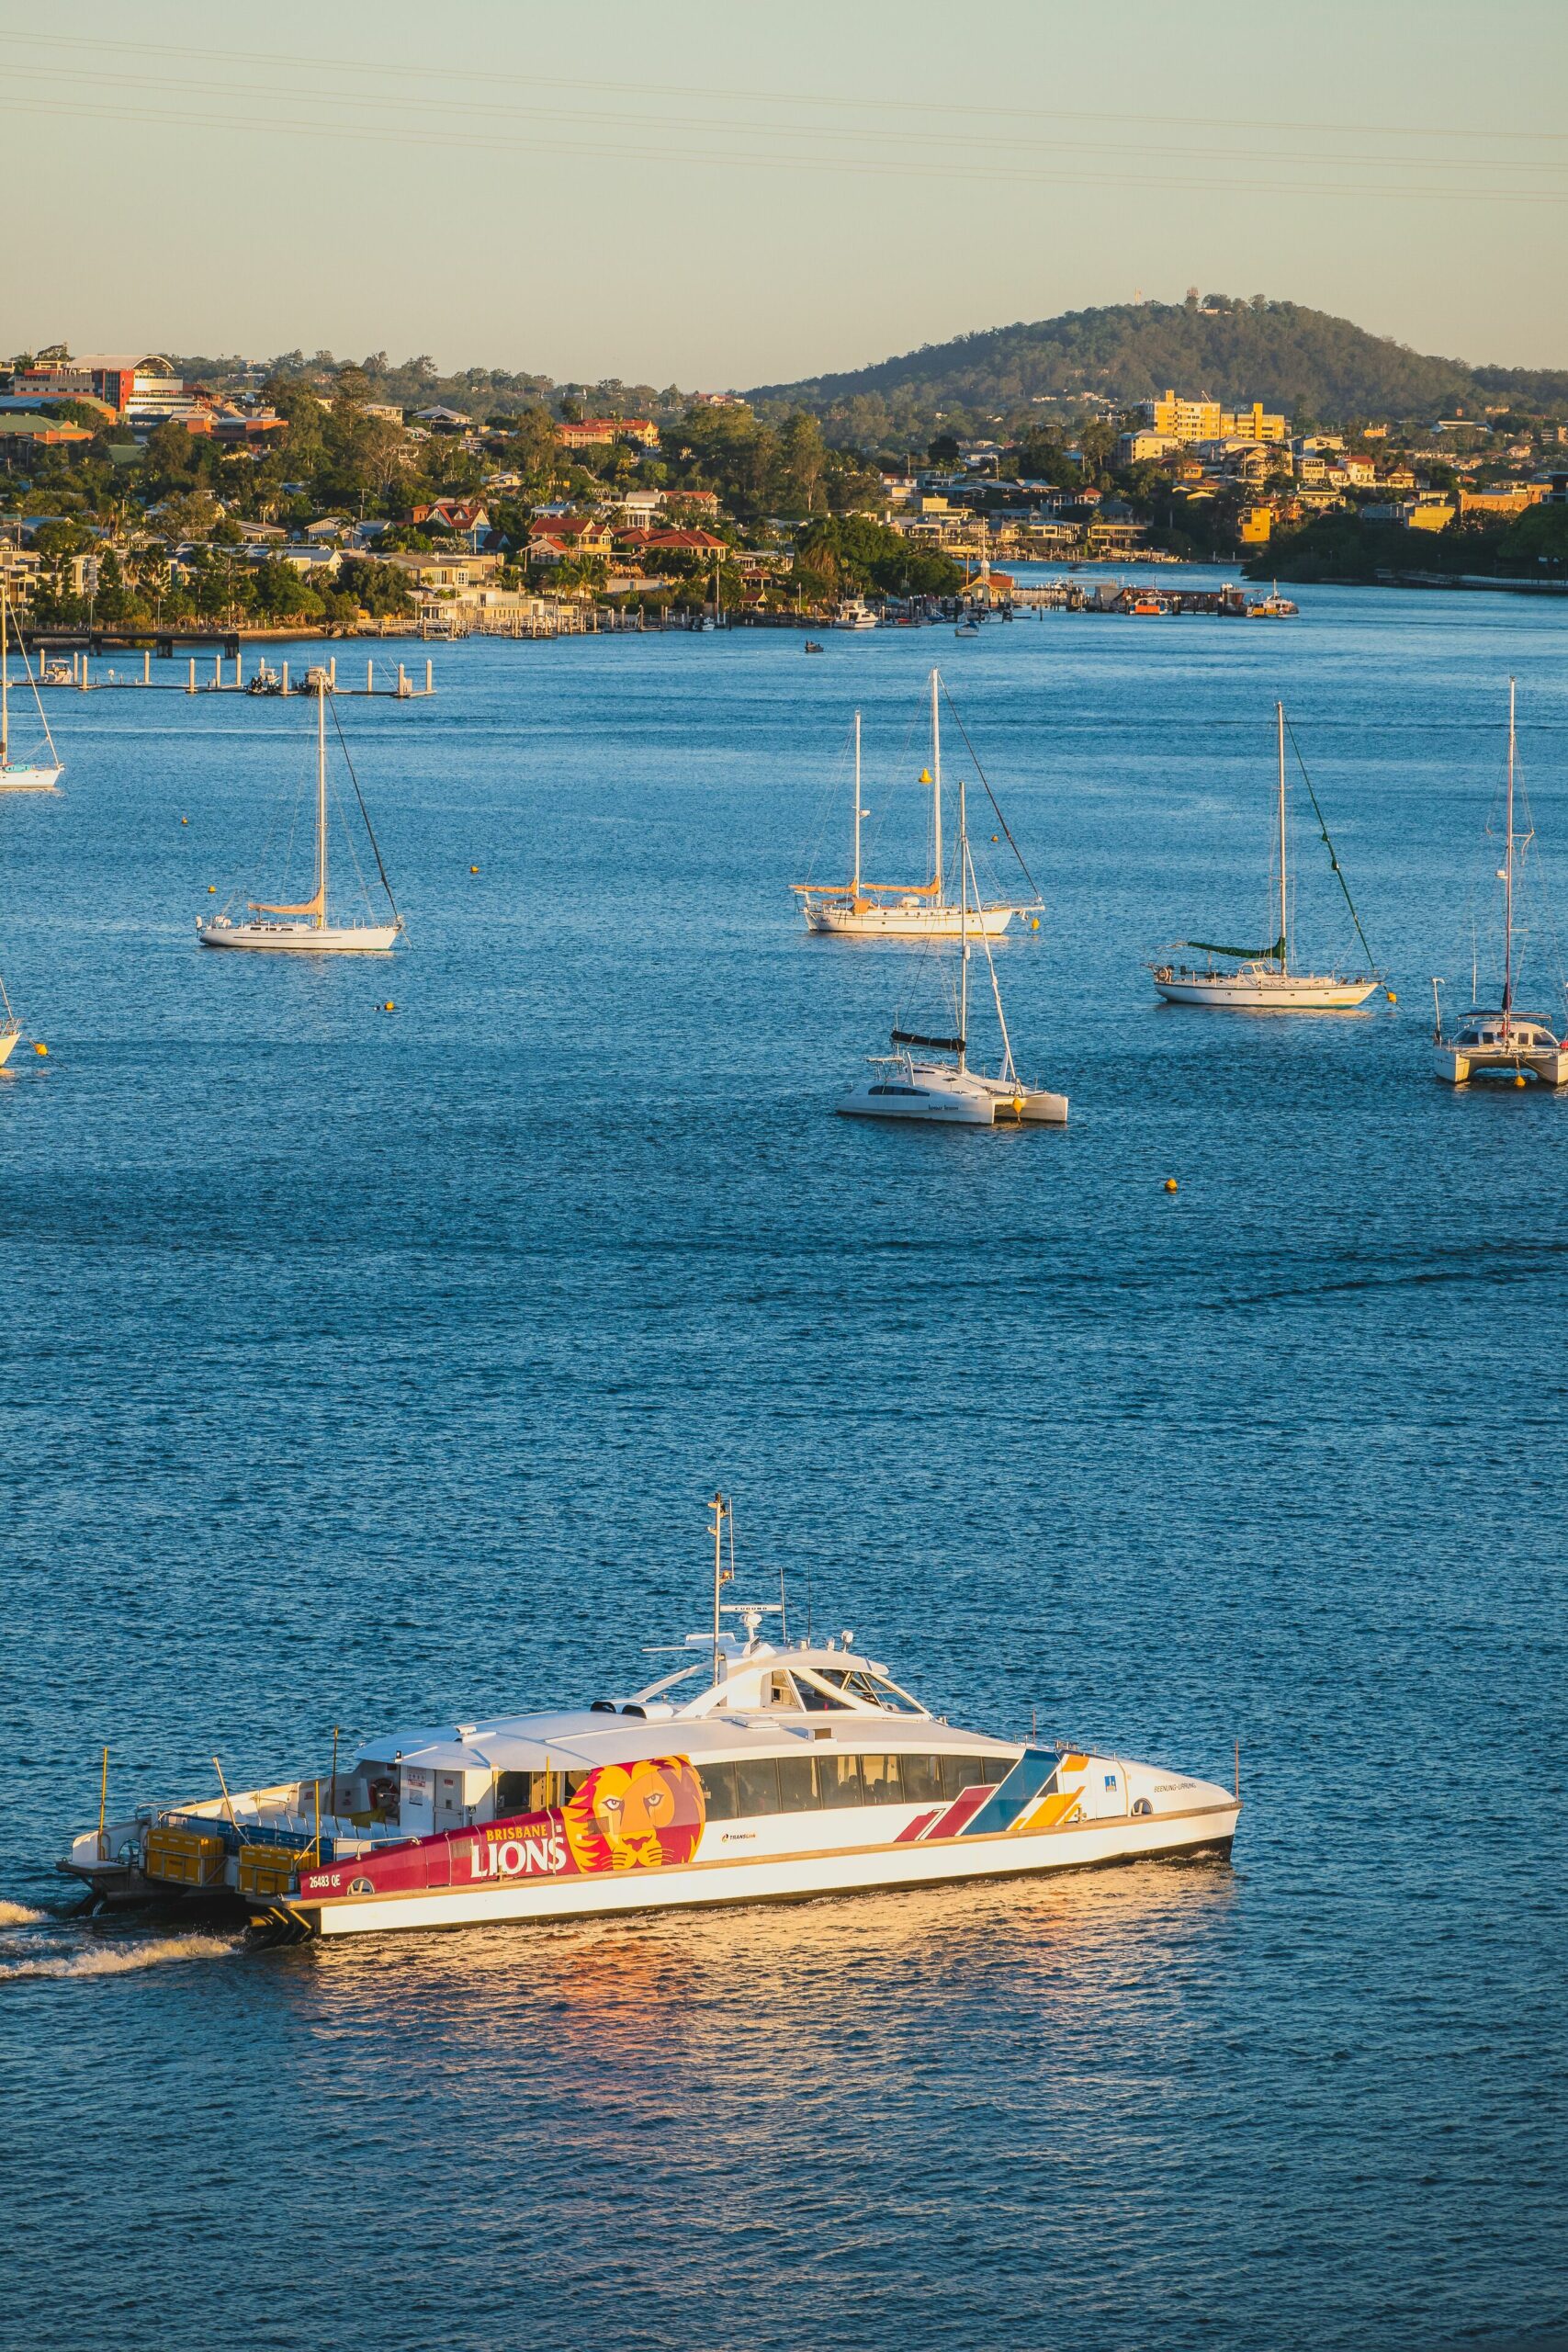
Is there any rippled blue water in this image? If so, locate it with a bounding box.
[3,576,1565,2352]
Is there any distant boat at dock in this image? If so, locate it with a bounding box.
[0,567,63,792]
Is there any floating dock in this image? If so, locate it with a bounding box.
[31,647,435,698]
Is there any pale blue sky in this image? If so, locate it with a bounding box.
[4,0,1565,385]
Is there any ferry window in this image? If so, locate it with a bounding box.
[814,1668,923,1715]
[732,1758,781,1817]
[493,1771,533,1817]
[899,1754,943,1804]
[859,1755,903,1804]
[938,1753,1008,1799]
[695,1762,739,1821]
[817,1753,864,1808]
[791,1674,851,1713]
[775,1753,820,1811]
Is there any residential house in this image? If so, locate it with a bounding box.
[1361,497,1454,532]
[1457,485,1547,518]
[384,549,503,589]
[412,500,492,537]
[412,405,472,431]
[1116,430,1183,464]
[0,415,95,458]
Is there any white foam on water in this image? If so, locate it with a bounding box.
[0,1900,49,1926]
[0,1932,241,1984]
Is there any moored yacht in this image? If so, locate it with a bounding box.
[1149,702,1380,1011]
[59,1509,1235,1939]
[1432,681,1568,1086]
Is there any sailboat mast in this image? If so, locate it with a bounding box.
[1277,700,1287,970]
[1,566,9,769]
[1504,676,1516,1018]
[852,709,862,900]
[931,668,942,900]
[315,680,329,929]
[958,775,969,1069]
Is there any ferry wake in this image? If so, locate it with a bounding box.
[61,1514,1239,1941]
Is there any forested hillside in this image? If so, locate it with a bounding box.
[747,296,1568,441]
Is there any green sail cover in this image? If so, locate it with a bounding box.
[1181,934,1286,962]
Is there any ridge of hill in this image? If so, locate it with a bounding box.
[747,297,1568,435]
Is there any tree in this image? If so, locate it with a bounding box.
[780,412,827,514]
[929,434,961,466]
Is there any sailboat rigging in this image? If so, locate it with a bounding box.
[197,672,402,955]
[794,668,1041,938]
[1432,678,1568,1086]
[1148,701,1379,1011]
[0,565,63,794]
[838,772,1066,1125]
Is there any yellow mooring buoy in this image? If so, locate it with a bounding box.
[1386,990,1397,1004]
[469,865,479,874]
[1031,917,1040,931]
[208,885,216,894]
[383,1001,395,1013]
[33,1042,48,1057]
[181,817,189,826]
[1515,1072,1527,1087]
[1164,1178,1178,1193]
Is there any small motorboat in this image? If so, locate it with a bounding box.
[804,640,824,654]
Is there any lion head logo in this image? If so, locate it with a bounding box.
[561,1757,705,1873]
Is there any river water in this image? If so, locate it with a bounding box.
[2,574,1564,2352]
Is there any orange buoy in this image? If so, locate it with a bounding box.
[33,1041,48,1057]
[1164,1178,1178,1193]
[383,1001,395,1012]
[469,865,479,874]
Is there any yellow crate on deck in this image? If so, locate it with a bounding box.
[237,1845,302,1897]
[144,1826,228,1888]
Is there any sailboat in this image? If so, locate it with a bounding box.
[793,669,1040,938]
[1433,680,1568,1086]
[1148,702,1379,1010]
[838,775,1067,1125]
[0,566,63,793]
[197,672,402,954]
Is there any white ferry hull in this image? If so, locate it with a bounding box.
[1152,971,1378,1011]
[281,1798,1238,1939]
[197,919,400,955]
[0,764,62,793]
[806,903,1016,939]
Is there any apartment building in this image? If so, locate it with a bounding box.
[1137,390,1287,445]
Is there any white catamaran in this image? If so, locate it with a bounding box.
[59,1499,1238,1939]
[838,773,1067,1125]
[794,669,1041,938]
[0,565,63,793]
[1432,679,1568,1087]
[1149,702,1380,1010]
[197,673,402,954]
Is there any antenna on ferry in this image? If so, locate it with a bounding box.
[708,1492,733,1684]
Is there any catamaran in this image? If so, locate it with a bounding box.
[1149,702,1380,1010]
[838,772,1067,1125]
[58,1499,1238,1939]
[794,669,1041,938]
[197,671,402,954]
[0,565,63,793]
[1432,679,1568,1086]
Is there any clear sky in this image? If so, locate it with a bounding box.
[4,0,1565,386]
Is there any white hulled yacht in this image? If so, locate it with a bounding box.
[1149,702,1379,1010]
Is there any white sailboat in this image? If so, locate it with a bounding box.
[1433,680,1568,1086]
[197,673,402,955]
[0,565,63,793]
[1149,702,1379,1011]
[838,775,1067,1125]
[794,669,1040,939]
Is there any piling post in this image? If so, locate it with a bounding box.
[234,652,243,687]
[425,658,433,695]
[213,654,221,686]
[188,658,197,694]
[281,662,289,695]
[143,650,151,685]
[329,655,336,689]
[397,663,408,697]
[366,658,373,696]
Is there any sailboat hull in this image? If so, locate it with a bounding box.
[838,1065,1067,1125]
[806,902,1017,939]
[0,765,62,794]
[197,919,400,955]
[1152,969,1378,1011]
[0,1023,20,1069]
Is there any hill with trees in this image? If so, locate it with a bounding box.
[746,295,1568,445]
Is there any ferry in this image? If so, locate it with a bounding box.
[59,1555,1239,1945]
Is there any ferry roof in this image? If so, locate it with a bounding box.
[354,1636,1020,1773]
